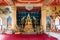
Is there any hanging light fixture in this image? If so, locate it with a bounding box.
[25,2,34,11]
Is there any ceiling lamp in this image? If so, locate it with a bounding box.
[25,2,34,11]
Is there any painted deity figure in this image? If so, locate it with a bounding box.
[55,15,60,30]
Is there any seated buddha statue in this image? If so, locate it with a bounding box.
[24,14,34,33]
[25,14,32,25]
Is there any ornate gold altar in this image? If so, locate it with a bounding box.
[24,14,34,33]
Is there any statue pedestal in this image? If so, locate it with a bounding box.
[24,24,34,32]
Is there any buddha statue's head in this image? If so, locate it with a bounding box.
[25,13,32,24]
[27,14,30,18]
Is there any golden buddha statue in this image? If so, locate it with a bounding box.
[25,14,32,25]
[24,14,34,33]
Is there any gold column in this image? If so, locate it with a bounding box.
[41,6,46,31]
[41,11,46,31]
[12,6,17,29]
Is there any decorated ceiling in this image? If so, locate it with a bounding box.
[0,0,60,6]
[12,0,44,4]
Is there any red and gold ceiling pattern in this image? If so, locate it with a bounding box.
[17,0,39,2]
[0,0,60,6]
[12,0,44,4]
[0,0,11,6]
[48,0,60,6]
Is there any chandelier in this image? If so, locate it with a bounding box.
[25,2,34,11]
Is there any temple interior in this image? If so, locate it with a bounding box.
[0,0,60,35]
[0,6,60,35]
[0,0,60,40]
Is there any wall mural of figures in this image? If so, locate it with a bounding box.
[46,10,60,33]
[7,16,12,28]
[55,12,60,32]
[0,6,13,34]
[46,15,51,32]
